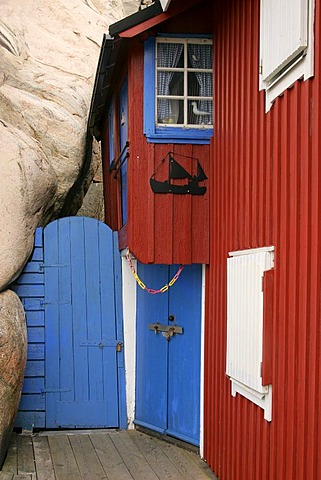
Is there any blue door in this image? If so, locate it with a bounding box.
[44,217,126,428]
[135,264,202,446]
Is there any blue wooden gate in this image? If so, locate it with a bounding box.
[13,217,126,430]
[135,263,202,446]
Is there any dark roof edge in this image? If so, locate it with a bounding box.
[88,34,119,139]
[109,0,163,37]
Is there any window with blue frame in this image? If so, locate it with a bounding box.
[144,35,213,144]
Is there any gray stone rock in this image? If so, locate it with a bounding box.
[0,120,57,291]
[0,0,125,289]
[0,290,26,468]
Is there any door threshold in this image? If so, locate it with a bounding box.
[38,428,122,437]
[134,425,199,454]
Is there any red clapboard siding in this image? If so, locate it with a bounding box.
[127,38,209,265]
[204,1,321,480]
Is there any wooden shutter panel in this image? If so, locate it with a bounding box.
[260,0,308,82]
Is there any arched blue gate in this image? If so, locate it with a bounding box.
[13,217,126,430]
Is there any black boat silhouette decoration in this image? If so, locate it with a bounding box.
[150,153,207,195]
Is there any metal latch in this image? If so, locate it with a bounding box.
[148,323,183,341]
[79,340,123,351]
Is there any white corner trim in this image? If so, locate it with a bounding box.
[121,254,137,429]
[199,264,206,458]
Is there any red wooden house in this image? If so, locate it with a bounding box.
[89,0,321,477]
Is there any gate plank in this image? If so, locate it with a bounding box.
[21,378,44,395]
[14,413,45,430]
[70,218,89,404]
[18,395,45,411]
[84,222,105,403]
[48,436,80,480]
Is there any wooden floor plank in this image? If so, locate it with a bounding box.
[1,434,18,473]
[17,436,35,475]
[156,440,216,480]
[129,431,186,480]
[0,473,14,479]
[185,450,218,479]
[68,434,106,480]
[32,436,55,480]
[13,475,33,479]
[48,435,79,480]
[2,430,217,480]
[90,433,133,480]
[110,431,159,480]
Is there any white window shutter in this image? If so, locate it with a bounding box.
[260,0,308,83]
[226,247,274,421]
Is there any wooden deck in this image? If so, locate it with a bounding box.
[0,430,217,480]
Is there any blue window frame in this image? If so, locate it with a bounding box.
[144,35,213,144]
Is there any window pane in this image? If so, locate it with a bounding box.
[188,43,213,69]
[157,99,184,124]
[157,42,184,68]
[188,99,213,126]
[157,71,184,96]
[188,72,213,97]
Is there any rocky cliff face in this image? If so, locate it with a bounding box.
[0,0,127,290]
[0,0,141,465]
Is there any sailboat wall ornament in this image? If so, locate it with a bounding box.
[150,152,208,195]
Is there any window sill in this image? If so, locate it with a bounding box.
[230,378,272,422]
[145,127,213,144]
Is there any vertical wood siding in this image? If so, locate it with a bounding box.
[127,39,209,265]
[204,0,321,478]
[12,228,45,430]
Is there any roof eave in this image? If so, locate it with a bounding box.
[109,1,163,38]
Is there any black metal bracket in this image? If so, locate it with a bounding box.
[109,140,130,177]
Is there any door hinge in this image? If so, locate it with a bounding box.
[41,300,70,306]
[39,263,69,272]
[116,342,123,352]
[41,388,71,395]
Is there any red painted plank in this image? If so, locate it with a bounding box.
[153,144,174,264]
[172,144,193,264]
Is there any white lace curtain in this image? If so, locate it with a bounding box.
[188,44,213,125]
[157,43,183,122]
